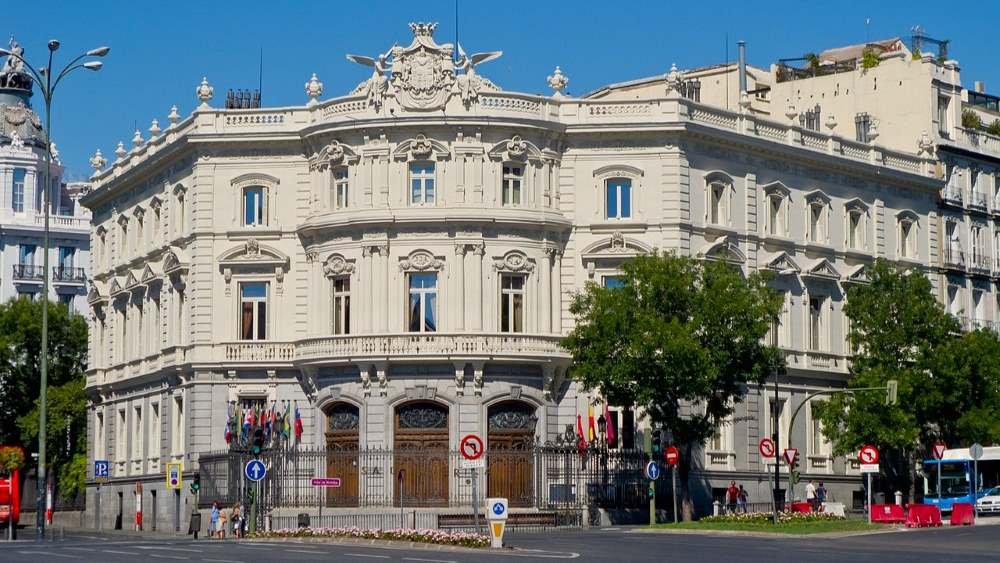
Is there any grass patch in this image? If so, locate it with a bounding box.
[649,519,883,535]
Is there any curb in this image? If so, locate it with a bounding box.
[246,536,495,553]
[630,526,904,539]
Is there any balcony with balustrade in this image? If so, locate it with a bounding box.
[969,252,993,276]
[942,247,966,271]
[12,263,44,282]
[967,189,989,212]
[52,266,87,284]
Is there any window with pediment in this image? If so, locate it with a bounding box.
[807,197,828,244]
[762,185,790,237]
[708,181,730,226]
[897,212,919,258]
[239,281,268,340]
[332,167,349,210]
[502,163,524,206]
[845,202,868,251]
[409,162,436,205]
[243,186,267,226]
[605,178,632,219]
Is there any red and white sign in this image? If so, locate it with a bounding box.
[664,445,679,466]
[758,438,776,459]
[859,444,879,465]
[460,434,485,461]
[783,448,798,466]
[932,442,947,461]
[311,478,342,488]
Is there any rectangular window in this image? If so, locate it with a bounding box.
[768,195,785,236]
[171,396,184,456]
[709,183,727,225]
[500,274,526,333]
[938,95,950,135]
[116,409,127,461]
[809,204,823,242]
[602,275,625,289]
[19,243,36,265]
[502,164,523,206]
[332,168,349,209]
[59,246,75,270]
[12,168,25,213]
[239,282,268,340]
[58,294,73,308]
[855,113,872,143]
[810,405,829,456]
[409,162,435,205]
[605,178,632,219]
[407,272,438,332]
[132,405,143,459]
[809,296,825,351]
[900,220,915,258]
[95,412,106,460]
[848,210,863,249]
[767,398,789,452]
[149,403,160,460]
[243,186,266,226]
[332,276,351,335]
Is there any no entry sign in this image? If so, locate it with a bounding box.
[460,434,485,461]
[664,445,679,466]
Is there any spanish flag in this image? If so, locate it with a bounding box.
[587,404,596,442]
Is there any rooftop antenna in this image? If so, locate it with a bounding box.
[865,17,871,43]
[725,33,729,110]
[258,46,263,103]
[454,0,459,62]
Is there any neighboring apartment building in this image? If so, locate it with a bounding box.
[0,43,91,313]
[82,24,952,528]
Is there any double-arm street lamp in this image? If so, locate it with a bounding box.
[0,39,109,540]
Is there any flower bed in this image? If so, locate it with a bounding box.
[251,526,490,548]
[700,511,846,524]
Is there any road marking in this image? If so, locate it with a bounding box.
[507,548,582,559]
[149,555,186,560]
[23,553,80,559]
[65,547,97,552]
[345,554,390,559]
[103,550,141,555]
[287,549,327,555]
[202,559,245,563]
[402,558,458,563]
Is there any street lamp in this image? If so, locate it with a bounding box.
[0,39,109,540]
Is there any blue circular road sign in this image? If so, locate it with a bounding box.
[644,460,660,481]
[492,502,505,516]
[245,459,267,482]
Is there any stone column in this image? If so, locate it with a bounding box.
[551,249,563,333]
[378,244,389,333]
[362,246,374,333]
[470,243,484,331]
[453,244,466,331]
[539,247,553,334]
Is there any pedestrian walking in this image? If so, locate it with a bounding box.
[231,502,243,539]
[738,485,749,513]
[210,501,221,538]
[816,482,827,511]
[806,480,818,511]
[726,481,739,514]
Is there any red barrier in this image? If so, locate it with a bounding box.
[906,504,943,528]
[870,504,905,524]
[790,502,812,513]
[950,503,975,526]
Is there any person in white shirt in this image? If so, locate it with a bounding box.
[806,480,818,511]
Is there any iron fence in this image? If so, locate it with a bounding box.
[198,445,650,530]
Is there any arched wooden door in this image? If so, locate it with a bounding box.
[487,401,537,507]
[394,401,449,507]
[324,403,360,507]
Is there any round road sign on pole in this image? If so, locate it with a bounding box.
[244,459,266,482]
[859,444,879,465]
[460,434,485,461]
[644,461,661,481]
[664,445,679,466]
[758,438,776,459]
[970,443,984,461]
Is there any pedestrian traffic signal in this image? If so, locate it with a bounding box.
[252,428,264,455]
[651,428,662,455]
[190,474,201,494]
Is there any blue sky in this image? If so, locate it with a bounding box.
[7,0,999,179]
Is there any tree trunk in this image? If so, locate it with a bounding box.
[679,442,695,521]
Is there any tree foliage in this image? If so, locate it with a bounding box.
[563,252,783,517]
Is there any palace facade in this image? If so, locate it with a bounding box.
[82,24,993,528]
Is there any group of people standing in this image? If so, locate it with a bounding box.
[209,501,245,538]
[725,480,829,513]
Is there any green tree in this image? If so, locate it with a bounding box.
[814,260,960,498]
[926,330,1000,446]
[563,252,783,519]
[17,378,89,498]
[0,298,88,495]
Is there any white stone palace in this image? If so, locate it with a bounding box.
[81,24,998,528]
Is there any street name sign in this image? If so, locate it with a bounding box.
[460,458,486,469]
[311,478,342,487]
[860,464,879,473]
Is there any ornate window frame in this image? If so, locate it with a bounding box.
[171,183,187,237]
[231,173,280,228]
[704,171,734,227]
[593,164,643,221]
[761,181,791,238]
[400,250,444,333]
[896,210,920,259]
[843,198,869,251]
[804,190,831,245]
[488,136,542,208]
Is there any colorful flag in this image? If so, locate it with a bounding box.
[294,403,303,441]
[576,414,588,450]
[242,404,253,440]
[262,404,272,443]
[588,404,596,442]
[224,403,233,444]
[604,402,617,448]
[281,403,291,439]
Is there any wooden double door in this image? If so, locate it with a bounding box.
[324,403,360,507]
[393,402,449,507]
[487,401,537,508]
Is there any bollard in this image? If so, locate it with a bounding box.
[894,491,903,506]
[713,500,721,516]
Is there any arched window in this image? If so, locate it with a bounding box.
[897,213,919,258]
[605,177,632,219]
[243,185,267,226]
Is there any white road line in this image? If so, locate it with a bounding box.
[202,559,245,563]
[28,553,80,559]
[287,549,327,554]
[402,557,459,563]
[103,550,141,555]
[65,547,97,551]
[344,554,390,559]
[149,555,186,560]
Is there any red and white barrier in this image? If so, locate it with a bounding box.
[950,502,975,526]
[870,503,906,524]
[905,504,942,527]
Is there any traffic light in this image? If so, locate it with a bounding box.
[252,428,264,456]
[190,474,201,495]
[789,451,801,486]
[651,428,662,455]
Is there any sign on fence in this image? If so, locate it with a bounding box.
[310,478,342,488]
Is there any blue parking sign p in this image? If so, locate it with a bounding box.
[94,460,109,480]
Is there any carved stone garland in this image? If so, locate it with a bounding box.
[399,250,443,271]
[493,252,534,273]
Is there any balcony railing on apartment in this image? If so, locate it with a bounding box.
[967,189,988,210]
[53,266,87,283]
[941,188,964,206]
[12,263,44,281]
[969,253,992,274]
[775,59,858,83]
[942,248,965,268]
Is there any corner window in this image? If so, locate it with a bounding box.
[410,162,435,205]
[500,274,525,333]
[605,178,632,219]
[407,272,438,332]
[332,168,349,209]
[12,168,25,213]
[332,276,351,335]
[502,163,523,206]
[243,186,266,226]
[239,281,268,340]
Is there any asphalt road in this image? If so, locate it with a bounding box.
[0,525,997,563]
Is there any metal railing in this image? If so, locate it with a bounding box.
[12,263,44,280]
[967,189,988,210]
[942,247,965,268]
[53,266,86,282]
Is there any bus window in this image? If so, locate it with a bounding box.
[925,461,970,497]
